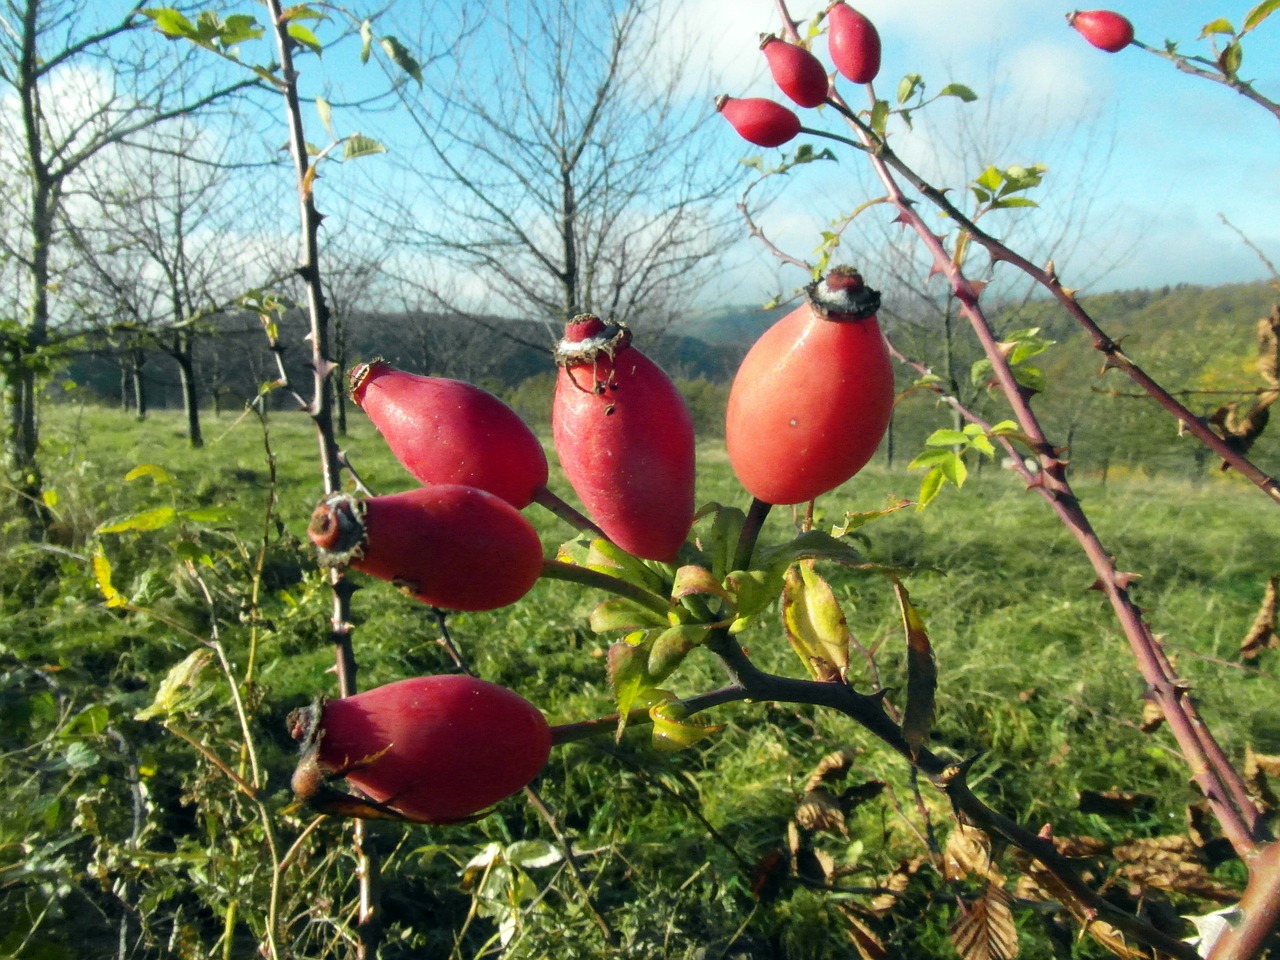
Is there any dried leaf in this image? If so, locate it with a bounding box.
[868,858,924,916]
[795,788,847,836]
[1258,305,1280,388]
[945,824,1004,884]
[1139,696,1165,734]
[839,907,890,960]
[1078,789,1157,817]
[1240,576,1278,659]
[803,749,857,792]
[1244,744,1280,812]
[949,883,1019,960]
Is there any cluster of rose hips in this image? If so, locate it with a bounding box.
[717,3,1135,149]
[291,263,895,823]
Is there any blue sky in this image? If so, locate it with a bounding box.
[662,0,1280,304]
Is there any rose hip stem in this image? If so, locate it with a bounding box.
[530,484,607,539]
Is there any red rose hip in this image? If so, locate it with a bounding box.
[1066,9,1134,52]
[308,485,544,611]
[826,2,881,84]
[350,361,549,509]
[552,316,696,562]
[761,35,830,108]
[716,95,801,148]
[725,267,894,505]
[291,675,552,824]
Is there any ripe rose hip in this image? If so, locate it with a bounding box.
[761,35,830,108]
[350,361,548,509]
[1066,9,1134,52]
[725,267,893,505]
[290,675,552,824]
[826,2,881,84]
[552,315,695,562]
[716,95,801,148]
[307,486,544,611]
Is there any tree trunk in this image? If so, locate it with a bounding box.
[173,332,202,447]
[131,349,148,421]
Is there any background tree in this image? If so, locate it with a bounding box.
[381,0,737,340]
[0,0,254,531]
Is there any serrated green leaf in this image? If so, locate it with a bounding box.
[782,561,851,681]
[359,18,374,62]
[97,506,177,534]
[894,579,935,759]
[907,447,958,469]
[917,466,946,508]
[379,34,423,85]
[140,8,197,39]
[975,166,1003,191]
[607,637,656,736]
[343,134,386,160]
[584,538,668,594]
[219,13,263,46]
[671,565,732,605]
[647,625,705,681]
[832,498,912,537]
[940,451,967,488]
[971,358,994,387]
[1014,365,1046,393]
[1243,0,1280,33]
[125,463,175,485]
[756,529,865,572]
[925,428,969,447]
[968,434,996,458]
[588,597,668,634]
[938,82,978,102]
[180,506,231,524]
[989,420,1019,435]
[1200,17,1236,37]
[703,503,746,580]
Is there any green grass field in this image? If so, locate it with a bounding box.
[2,402,1275,959]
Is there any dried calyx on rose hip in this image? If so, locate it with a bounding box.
[1066,9,1134,53]
[349,360,549,509]
[715,95,801,148]
[552,315,695,563]
[307,486,544,612]
[826,2,881,84]
[760,34,830,108]
[725,265,894,506]
[289,675,553,825]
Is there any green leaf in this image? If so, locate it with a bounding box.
[896,73,923,104]
[938,82,978,102]
[869,99,889,137]
[588,597,668,634]
[140,8,198,39]
[724,569,783,632]
[917,466,946,508]
[756,529,865,572]
[974,166,1003,192]
[650,698,724,752]
[125,463,175,485]
[180,506,232,524]
[939,451,968,488]
[832,498,912,537]
[989,197,1038,210]
[647,625,705,681]
[907,447,958,469]
[342,134,387,161]
[607,637,657,736]
[989,420,1020,436]
[97,506,177,534]
[1243,0,1280,34]
[971,358,994,388]
[359,18,374,63]
[1013,365,1046,393]
[701,502,745,580]
[894,580,936,759]
[219,13,263,46]
[781,561,851,681]
[1219,40,1243,76]
[670,565,732,606]
[379,35,423,85]
[584,538,668,594]
[135,651,215,722]
[288,23,323,55]
[1200,17,1236,37]
[925,428,969,447]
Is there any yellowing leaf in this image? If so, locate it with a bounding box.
[124,463,175,485]
[649,698,724,751]
[781,561,851,681]
[894,578,935,758]
[97,506,177,534]
[92,543,127,609]
[135,650,214,722]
